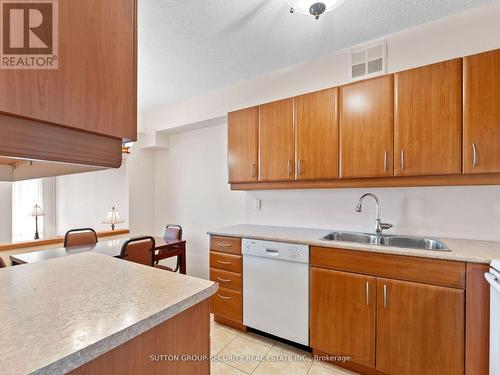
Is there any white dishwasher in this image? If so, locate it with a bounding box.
[242,238,309,346]
[486,260,500,375]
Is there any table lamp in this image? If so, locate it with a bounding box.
[103,206,124,230]
[31,204,46,240]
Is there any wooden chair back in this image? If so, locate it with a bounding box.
[163,224,182,240]
[64,228,98,247]
[120,236,155,266]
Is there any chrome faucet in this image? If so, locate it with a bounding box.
[355,193,393,235]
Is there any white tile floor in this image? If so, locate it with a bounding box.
[210,316,359,375]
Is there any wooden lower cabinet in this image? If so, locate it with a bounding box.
[210,287,243,322]
[376,278,465,375]
[209,236,246,331]
[311,264,466,375]
[310,268,376,367]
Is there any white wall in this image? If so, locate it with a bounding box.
[55,165,129,235]
[0,182,12,243]
[246,187,500,241]
[154,124,245,278]
[127,136,156,235]
[136,3,500,280]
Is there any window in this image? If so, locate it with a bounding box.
[12,179,43,242]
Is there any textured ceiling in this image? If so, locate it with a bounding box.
[138,0,495,111]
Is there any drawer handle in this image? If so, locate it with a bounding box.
[365,281,369,305]
[218,294,231,300]
[383,284,388,309]
[216,243,232,248]
[217,260,232,265]
[217,277,232,283]
[472,143,478,168]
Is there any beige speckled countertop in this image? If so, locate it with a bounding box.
[0,252,217,375]
[208,224,500,264]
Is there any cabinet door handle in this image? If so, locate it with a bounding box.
[251,163,256,178]
[217,260,231,265]
[383,284,388,309]
[400,150,405,171]
[365,281,370,305]
[217,277,232,283]
[384,151,388,172]
[218,294,231,300]
[472,143,478,168]
[216,243,232,248]
[298,159,303,176]
[287,160,293,176]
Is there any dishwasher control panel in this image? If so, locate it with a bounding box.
[242,239,309,263]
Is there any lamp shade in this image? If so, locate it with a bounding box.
[103,206,125,225]
[31,204,46,217]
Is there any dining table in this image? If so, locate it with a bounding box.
[9,236,187,274]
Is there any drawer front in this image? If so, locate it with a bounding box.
[210,236,242,254]
[311,246,465,289]
[210,251,243,273]
[210,287,242,322]
[210,268,243,291]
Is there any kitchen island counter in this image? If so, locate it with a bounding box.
[0,252,217,375]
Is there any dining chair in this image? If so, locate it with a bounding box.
[155,224,183,272]
[0,257,6,268]
[64,228,98,247]
[120,236,156,266]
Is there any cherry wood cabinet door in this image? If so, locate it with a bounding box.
[340,75,394,178]
[0,0,137,140]
[394,59,462,176]
[295,88,339,180]
[227,107,259,183]
[464,49,500,174]
[259,98,295,181]
[376,278,465,375]
[310,268,376,368]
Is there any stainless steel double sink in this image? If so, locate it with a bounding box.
[321,231,449,251]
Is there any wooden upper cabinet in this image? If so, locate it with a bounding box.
[340,76,394,178]
[376,278,465,375]
[311,268,376,367]
[227,107,259,183]
[0,0,137,141]
[394,59,462,176]
[259,98,294,181]
[295,88,339,180]
[464,49,500,174]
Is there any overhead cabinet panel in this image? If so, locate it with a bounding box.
[259,99,295,182]
[227,107,259,183]
[340,75,394,178]
[295,88,339,180]
[0,0,137,141]
[463,49,500,174]
[394,59,462,176]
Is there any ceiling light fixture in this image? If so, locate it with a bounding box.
[288,0,345,20]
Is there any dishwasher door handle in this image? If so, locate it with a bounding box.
[485,272,500,294]
[265,248,280,255]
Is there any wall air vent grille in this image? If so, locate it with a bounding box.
[349,39,387,81]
